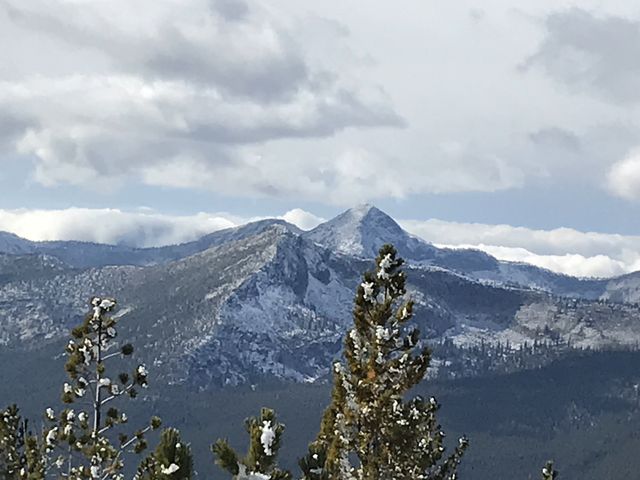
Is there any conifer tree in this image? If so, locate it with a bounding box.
[0,404,27,478]
[212,408,291,480]
[135,428,193,479]
[26,297,162,479]
[300,244,468,480]
[541,461,558,480]
[0,404,46,479]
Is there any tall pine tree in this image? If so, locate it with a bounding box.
[0,404,46,479]
[1,297,166,479]
[300,244,468,480]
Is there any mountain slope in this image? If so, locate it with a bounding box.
[305,204,439,259]
[0,219,300,268]
[1,205,634,301]
[0,226,359,386]
[305,204,625,300]
[601,271,640,304]
[2,223,640,388]
[303,204,496,270]
[0,231,36,254]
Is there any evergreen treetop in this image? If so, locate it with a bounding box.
[213,407,291,480]
[542,461,558,480]
[300,244,468,480]
[135,428,194,480]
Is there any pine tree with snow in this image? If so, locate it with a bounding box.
[541,461,558,480]
[299,244,468,480]
[0,404,46,479]
[20,297,163,479]
[135,428,193,479]
[0,404,27,479]
[212,407,291,480]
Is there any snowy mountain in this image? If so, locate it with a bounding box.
[304,204,497,271]
[0,226,360,386]
[0,205,629,301]
[601,271,640,304]
[0,231,36,255]
[2,211,640,388]
[305,204,438,259]
[0,219,300,268]
[305,204,618,300]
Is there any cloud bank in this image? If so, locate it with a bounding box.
[0,207,323,248]
[400,218,640,278]
[0,206,638,278]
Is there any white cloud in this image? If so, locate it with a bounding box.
[280,208,324,230]
[0,208,237,247]
[440,244,633,278]
[400,218,640,278]
[0,207,323,247]
[607,149,640,200]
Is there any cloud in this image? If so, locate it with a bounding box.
[399,218,640,278]
[442,244,632,279]
[2,0,640,208]
[524,7,640,103]
[607,149,640,200]
[0,208,238,247]
[280,208,324,230]
[528,127,581,152]
[0,0,403,199]
[0,207,323,247]
[3,0,310,100]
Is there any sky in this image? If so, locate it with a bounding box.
[1,0,640,278]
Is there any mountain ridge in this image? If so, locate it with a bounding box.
[0,205,637,302]
[2,217,640,388]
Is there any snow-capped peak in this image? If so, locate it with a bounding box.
[303,204,432,259]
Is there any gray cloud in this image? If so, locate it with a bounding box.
[529,127,581,152]
[2,0,640,209]
[4,0,334,102]
[0,0,404,199]
[209,0,250,22]
[0,113,28,149]
[524,8,640,103]
[469,8,485,23]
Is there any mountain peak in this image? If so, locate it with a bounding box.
[351,204,404,233]
[349,202,375,215]
[304,204,420,258]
